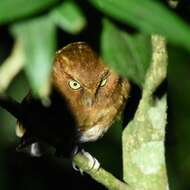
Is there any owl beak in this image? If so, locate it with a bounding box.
[85,97,94,107]
[83,97,94,107]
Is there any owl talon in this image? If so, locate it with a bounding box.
[72,146,84,174]
[72,162,84,175]
[72,149,100,174]
[72,145,79,156]
[81,149,100,171]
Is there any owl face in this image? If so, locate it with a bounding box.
[52,42,130,142]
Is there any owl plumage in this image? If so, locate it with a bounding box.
[53,42,130,143]
[1,42,130,157]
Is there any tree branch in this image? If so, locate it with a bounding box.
[73,152,132,190]
[122,35,169,190]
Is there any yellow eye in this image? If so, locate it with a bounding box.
[68,80,81,90]
[100,78,107,87]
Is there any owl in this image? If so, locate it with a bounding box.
[2,41,130,158]
[52,42,130,144]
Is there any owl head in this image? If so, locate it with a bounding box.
[52,42,129,136]
[52,42,120,105]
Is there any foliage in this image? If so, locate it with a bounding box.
[1,0,190,96]
[0,0,189,190]
[101,19,151,86]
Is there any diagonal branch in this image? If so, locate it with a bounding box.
[73,152,132,190]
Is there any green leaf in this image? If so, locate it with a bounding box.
[90,0,190,51]
[11,16,56,97]
[101,19,151,86]
[50,1,86,34]
[0,0,59,23]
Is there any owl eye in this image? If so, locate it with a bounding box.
[100,78,107,87]
[68,80,81,90]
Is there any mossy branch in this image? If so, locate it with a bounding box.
[122,35,168,190]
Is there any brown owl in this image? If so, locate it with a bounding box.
[52,42,130,143]
[0,42,130,158]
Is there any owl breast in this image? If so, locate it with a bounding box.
[78,106,116,142]
[79,124,110,142]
